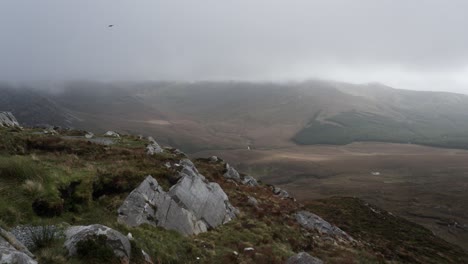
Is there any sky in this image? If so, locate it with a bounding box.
[1,0,468,93]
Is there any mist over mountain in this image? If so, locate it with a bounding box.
[3,80,468,152]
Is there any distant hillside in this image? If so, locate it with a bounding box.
[3,80,468,151]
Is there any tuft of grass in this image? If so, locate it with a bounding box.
[0,156,46,182]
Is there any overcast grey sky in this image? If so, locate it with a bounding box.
[1,0,468,93]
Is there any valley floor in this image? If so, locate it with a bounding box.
[192,142,468,252]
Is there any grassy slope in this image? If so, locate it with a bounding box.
[293,109,468,149]
[0,127,467,263]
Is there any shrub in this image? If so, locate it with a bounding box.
[32,197,64,217]
[75,234,119,264]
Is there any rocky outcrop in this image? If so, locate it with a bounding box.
[146,137,163,155]
[64,225,131,262]
[118,159,237,236]
[295,211,353,242]
[0,227,36,264]
[104,131,120,137]
[0,112,20,128]
[286,252,323,264]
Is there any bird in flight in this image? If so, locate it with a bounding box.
[108,24,114,28]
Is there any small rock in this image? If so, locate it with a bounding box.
[165,162,172,168]
[272,186,290,198]
[244,247,255,251]
[209,156,219,162]
[295,211,353,241]
[247,196,258,207]
[146,137,163,155]
[84,132,94,139]
[142,249,154,264]
[104,131,120,137]
[224,164,241,180]
[286,252,323,264]
[242,176,259,187]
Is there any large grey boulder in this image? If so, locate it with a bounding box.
[118,159,237,236]
[286,252,323,264]
[64,224,131,262]
[0,112,20,128]
[146,137,163,155]
[295,211,353,241]
[0,228,36,264]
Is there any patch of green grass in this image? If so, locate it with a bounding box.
[293,110,468,149]
[129,224,201,264]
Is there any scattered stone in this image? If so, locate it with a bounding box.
[118,160,237,236]
[272,186,290,198]
[244,247,255,251]
[295,211,353,241]
[174,149,186,156]
[242,176,259,187]
[0,112,20,128]
[64,224,131,262]
[142,250,154,264]
[127,233,133,240]
[104,131,120,137]
[84,132,94,139]
[247,196,259,207]
[224,163,241,180]
[286,252,323,264]
[209,156,219,162]
[0,227,36,264]
[165,162,172,168]
[146,137,164,155]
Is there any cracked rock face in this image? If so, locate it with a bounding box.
[118,159,237,236]
[0,228,37,264]
[0,112,20,128]
[64,224,131,262]
[295,211,353,242]
[286,252,323,264]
